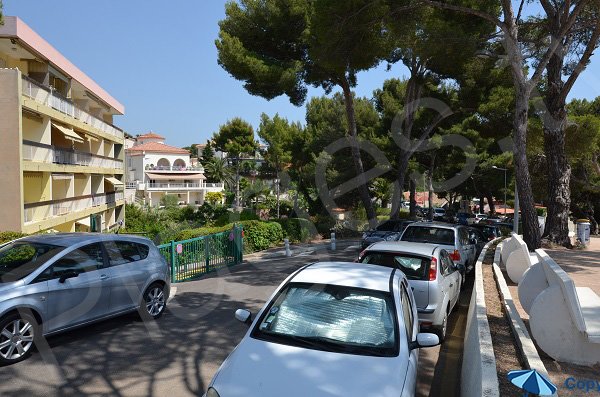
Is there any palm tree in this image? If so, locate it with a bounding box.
[204,158,235,188]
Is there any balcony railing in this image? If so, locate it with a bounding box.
[205,183,224,188]
[22,140,123,170]
[21,76,124,140]
[24,191,125,224]
[147,183,204,190]
[145,165,205,172]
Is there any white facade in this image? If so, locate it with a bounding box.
[126,134,224,207]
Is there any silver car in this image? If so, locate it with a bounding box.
[358,242,461,341]
[0,233,170,365]
[399,222,477,277]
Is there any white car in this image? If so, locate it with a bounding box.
[204,262,440,397]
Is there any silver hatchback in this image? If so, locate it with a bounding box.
[358,241,461,341]
[0,233,170,365]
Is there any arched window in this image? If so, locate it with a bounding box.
[173,159,186,169]
[157,158,170,170]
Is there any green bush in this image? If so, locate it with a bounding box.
[174,220,283,253]
[0,232,26,245]
[275,218,318,243]
[536,207,547,217]
[214,209,259,226]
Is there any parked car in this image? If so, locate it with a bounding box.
[399,222,478,277]
[204,262,440,397]
[467,227,487,259]
[361,220,414,249]
[358,242,462,340]
[474,213,488,223]
[455,212,475,225]
[0,233,170,365]
[470,223,502,241]
[432,208,446,221]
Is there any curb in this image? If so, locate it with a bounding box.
[492,242,558,396]
[461,239,500,397]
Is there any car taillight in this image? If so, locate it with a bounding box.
[429,257,437,281]
[450,250,461,262]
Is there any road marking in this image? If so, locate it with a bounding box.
[296,251,315,257]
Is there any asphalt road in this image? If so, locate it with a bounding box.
[0,241,471,397]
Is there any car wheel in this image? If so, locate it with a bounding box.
[140,283,166,320]
[0,312,38,365]
[436,310,448,342]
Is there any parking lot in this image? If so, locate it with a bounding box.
[0,242,471,397]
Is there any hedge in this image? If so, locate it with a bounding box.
[0,232,27,245]
[275,218,318,243]
[174,220,283,253]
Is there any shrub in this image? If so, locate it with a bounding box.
[214,209,259,226]
[174,220,283,253]
[275,218,319,243]
[0,232,26,245]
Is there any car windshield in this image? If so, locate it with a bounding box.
[252,283,398,357]
[375,221,397,232]
[401,226,455,245]
[0,241,64,283]
[360,252,430,281]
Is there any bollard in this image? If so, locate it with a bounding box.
[284,238,291,257]
[331,232,336,251]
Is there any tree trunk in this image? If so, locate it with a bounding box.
[275,171,280,218]
[479,194,485,214]
[485,190,495,214]
[514,88,541,249]
[235,158,241,210]
[428,172,434,221]
[409,178,417,219]
[542,32,572,247]
[340,78,376,225]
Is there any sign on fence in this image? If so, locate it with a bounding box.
[176,243,183,254]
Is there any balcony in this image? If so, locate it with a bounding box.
[24,191,124,224]
[21,76,124,140]
[147,182,205,190]
[22,140,123,171]
[145,165,205,173]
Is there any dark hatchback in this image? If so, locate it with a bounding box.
[361,220,414,250]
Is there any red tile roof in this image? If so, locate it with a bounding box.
[137,132,165,139]
[127,141,190,154]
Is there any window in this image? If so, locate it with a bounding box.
[400,226,455,245]
[252,283,398,357]
[50,243,104,279]
[459,228,470,245]
[440,252,454,275]
[360,252,430,281]
[0,242,65,283]
[104,241,145,266]
[400,284,414,342]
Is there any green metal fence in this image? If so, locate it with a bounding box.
[157,226,243,283]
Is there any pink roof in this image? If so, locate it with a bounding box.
[0,17,124,115]
[127,142,189,154]
[137,132,165,139]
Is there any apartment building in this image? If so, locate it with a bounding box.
[0,17,125,233]
[126,133,224,207]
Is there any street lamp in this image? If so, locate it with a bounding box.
[492,166,507,215]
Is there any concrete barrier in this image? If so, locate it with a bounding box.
[526,249,600,366]
[493,243,558,396]
[461,240,500,397]
[503,233,539,284]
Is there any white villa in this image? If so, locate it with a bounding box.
[125,132,223,207]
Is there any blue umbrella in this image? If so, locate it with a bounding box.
[507,369,557,396]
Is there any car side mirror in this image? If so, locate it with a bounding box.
[58,271,79,283]
[410,333,440,350]
[235,309,252,326]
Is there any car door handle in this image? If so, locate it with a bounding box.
[100,274,109,280]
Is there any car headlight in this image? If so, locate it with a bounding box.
[206,387,221,397]
[384,233,398,241]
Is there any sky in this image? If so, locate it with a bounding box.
[5,0,600,148]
